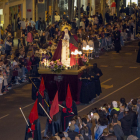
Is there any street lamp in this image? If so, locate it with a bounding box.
[82,45,93,58]
[71,49,82,66]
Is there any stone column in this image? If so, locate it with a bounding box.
[101,0,106,23]
[3,0,9,29]
[90,0,95,16]
[68,0,71,20]
[23,0,26,19]
[32,0,35,21]
[71,0,74,20]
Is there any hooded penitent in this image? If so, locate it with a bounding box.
[37,77,50,116]
[61,84,77,131]
[24,99,41,140]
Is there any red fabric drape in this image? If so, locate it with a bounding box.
[42,72,83,102]
[52,32,65,61]
[69,43,77,66]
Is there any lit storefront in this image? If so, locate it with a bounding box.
[126,0,138,6]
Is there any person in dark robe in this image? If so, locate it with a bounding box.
[24,100,41,140]
[40,32,46,48]
[30,55,40,77]
[91,63,103,97]
[80,69,91,104]
[136,41,140,63]
[89,68,96,101]
[44,111,62,137]
[25,119,41,140]
[31,77,41,100]
[61,85,77,131]
[113,26,121,53]
[37,89,50,116]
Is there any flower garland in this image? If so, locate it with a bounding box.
[49,60,66,73]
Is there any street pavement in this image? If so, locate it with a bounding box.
[0,40,140,139]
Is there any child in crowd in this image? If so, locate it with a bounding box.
[0,70,4,95]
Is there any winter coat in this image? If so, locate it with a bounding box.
[113,124,124,140]
[129,110,137,127]
[111,108,120,118]
[120,114,132,136]
[95,125,107,140]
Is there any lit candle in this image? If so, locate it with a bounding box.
[83,47,86,50]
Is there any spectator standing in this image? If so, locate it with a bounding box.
[118,106,124,121]
[16,27,23,49]
[67,125,78,140]
[0,70,4,95]
[86,3,90,16]
[137,99,140,138]
[54,12,60,22]
[18,18,26,34]
[5,36,12,56]
[111,101,120,118]
[127,104,137,136]
[26,29,33,45]
[65,118,79,133]
[120,108,132,140]
[113,26,121,53]
[35,17,42,31]
[113,117,124,140]
[80,127,89,140]
[95,117,108,140]
[80,5,84,14]
[29,18,35,28]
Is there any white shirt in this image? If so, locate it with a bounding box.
[80,21,85,29]
[88,40,94,50]
[82,40,87,48]
[18,21,26,29]
[29,20,35,27]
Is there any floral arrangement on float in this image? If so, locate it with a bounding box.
[81,54,89,66]
[49,59,66,73]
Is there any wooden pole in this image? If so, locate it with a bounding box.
[39,103,52,120]
[19,108,29,126]
[71,0,74,21]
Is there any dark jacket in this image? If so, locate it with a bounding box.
[113,124,124,140]
[118,112,124,121]
[111,108,120,118]
[120,114,132,136]
[129,110,137,127]
[83,135,89,140]
[16,30,22,38]
[5,39,12,51]
[68,130,78,140]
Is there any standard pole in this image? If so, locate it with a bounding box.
[39,103,52,120]
[78,0,80,28]
[19,108,29,126]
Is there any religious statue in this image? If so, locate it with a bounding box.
[52,22,78,66]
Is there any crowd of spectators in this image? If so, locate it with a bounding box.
[42,98,140,140]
